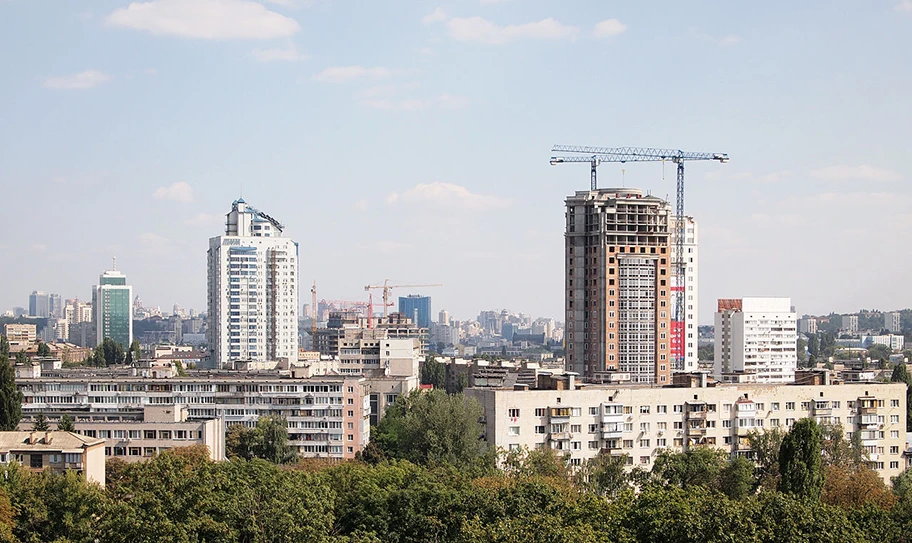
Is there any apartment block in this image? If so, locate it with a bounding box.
[4,323,37,347]
[207,198,298,367]
[0,431,105,486]
[885,312,902,334]
[798,316,818,335]
[669,216,698,372]
[565,188,673,385]
[842,315,859,334]
[17,372,372,459]
[714,298,797,383]
[467,378,908,482]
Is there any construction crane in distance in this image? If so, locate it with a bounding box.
[364,280,443,317]
[550,144,729,370]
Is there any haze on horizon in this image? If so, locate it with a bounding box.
[1,0,909,324]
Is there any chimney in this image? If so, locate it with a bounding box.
[44,432,52,445]
[28,432,38,445]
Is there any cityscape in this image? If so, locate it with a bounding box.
[1,1,911,542]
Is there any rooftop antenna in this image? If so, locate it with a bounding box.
[112,256,116,271]
[621,168,626,186]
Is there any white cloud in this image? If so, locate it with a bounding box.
[422,7,446,24]
[809,164,901,182]
[250,43,308,62]
[386,182,509,210]
[43,70,112,90]
[447,16,579,44]
[153,181,195,203]
[593,18,626,38]
[106,0,299,39]
[312,65,395,83]
[896,0,912,12]
[361,94,469,111]
[357,82,421,99]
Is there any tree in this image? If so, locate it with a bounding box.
[0,349,22,431]
[648,447,728,490]
[36,342,50,357]
[129,339,141,362]
[866,344,891,364]
[57,414,75,432]
[372,389,490,471]
[797,337,808,364]
[0,337,8,359]
[420,355,446,390]
[719,455,756,499]
[819,422,865,468]
[31,413,49,432]
[14,351,28,365]
[697,344,714,361]
[575,451,630,498]
[779,418,824,501]
[808,334,820,357]
[225,416,297,464]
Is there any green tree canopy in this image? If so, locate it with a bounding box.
[372,389,491,472]
[779,418,824,501]
[36,342,50,357]
[420,355,446,391]
[31,413,48,432]
[0,348,22,431]
[57,414,75,432]
[226,416,298,464]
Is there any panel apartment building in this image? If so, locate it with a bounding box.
[467,376,908,482]
[207,199,298,367]
[714,297,798,383]
[18,372,374,460]
[565,188,674,384]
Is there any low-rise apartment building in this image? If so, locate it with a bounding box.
[467,375,907,482]
[17,371,374,460]
[0,431,105,486]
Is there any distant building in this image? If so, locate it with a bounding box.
[399,294,432,329]
[885,312,902,334]
[438,309,450,326]
[714,297,797,383]
[94,267,133,348]
[861,334,905,351]
[842,315,859,334]
[29,290,49,318]
[0,431,105,487]
[4,323,37,347]
[207,198,299,368]
[798,316,818,335]
[49,294,63,318]
[670,216,699,373]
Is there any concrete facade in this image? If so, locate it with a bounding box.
[0,431,105,487]
[467,379,907,482]
[714,297,797,383]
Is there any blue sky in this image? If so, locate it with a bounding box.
[1,0,910,324]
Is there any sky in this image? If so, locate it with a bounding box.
[1,0,910,325]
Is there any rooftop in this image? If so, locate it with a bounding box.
[0,431,104,453]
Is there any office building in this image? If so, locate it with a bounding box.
[714,297,797,383]
[0,431,105,487]
[49,294,63,318]
[565,188,673,385]
[842,315,859,334]
[467,376,907,482]
[670,216,698,373]
[93,267,133,348]
[29,290,49,318]
[399,294,432,329]
[207,198,299,367]
[885,312,902,334]
[798,316,818,335]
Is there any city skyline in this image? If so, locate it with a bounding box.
[2,1,910,324]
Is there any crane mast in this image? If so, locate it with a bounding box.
[551,145,728,372]
[364,280,443,317]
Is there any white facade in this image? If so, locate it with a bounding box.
[798,317,818,335]
[207,199,299,368]
[714,297,797,383]
[670,216,698,372]
[467,380,908,482]
[862,334,905,351]
[885,312,902,334]
[842,315,859,334]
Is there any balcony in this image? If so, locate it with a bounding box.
[813,407,833,416]
[549,432,572,441]
[686,410,708,419]
[686,426,707,435]
[601,413,625,424]
[859,406,878,415]
[549,408,572,420]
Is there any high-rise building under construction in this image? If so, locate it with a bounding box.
[565,188,683,384]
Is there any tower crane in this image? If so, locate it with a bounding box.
[364,280,443,317]
[550,145,728,369]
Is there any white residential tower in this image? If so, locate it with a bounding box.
[714,297,797,383]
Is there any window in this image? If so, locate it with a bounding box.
[722,420,732,428]
[786,418,795,426]
[588,407,598,415]
[535,426,545,434]
[656,438,666,447]
[623,440,634,449]
[890,461,899,469]
[786,402,795,410]
[508,408,520,418]
[770,419,780,427]
[657,422,667,430]
[801,402,811,411]
[657,405,667,414]
[508,426,520,436]
[771,402,780,411]
[572,441,581,450]
[589,441,600,449]
[723,403,732,412]
[673,405,683,413]
[589,424,599,433]
[640,422,650,432]
[640,439,650,448]
[891,399,900,407]
[890,446,900,454]
[624,423,633,432]
[571,424,581,433]
[640,456,651,465]
[891,415,900,423]
[571,408,582,417]
[640,405,650,414]
[673,421,683,430]
[891,431,899,438]
[29,454,43,469]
